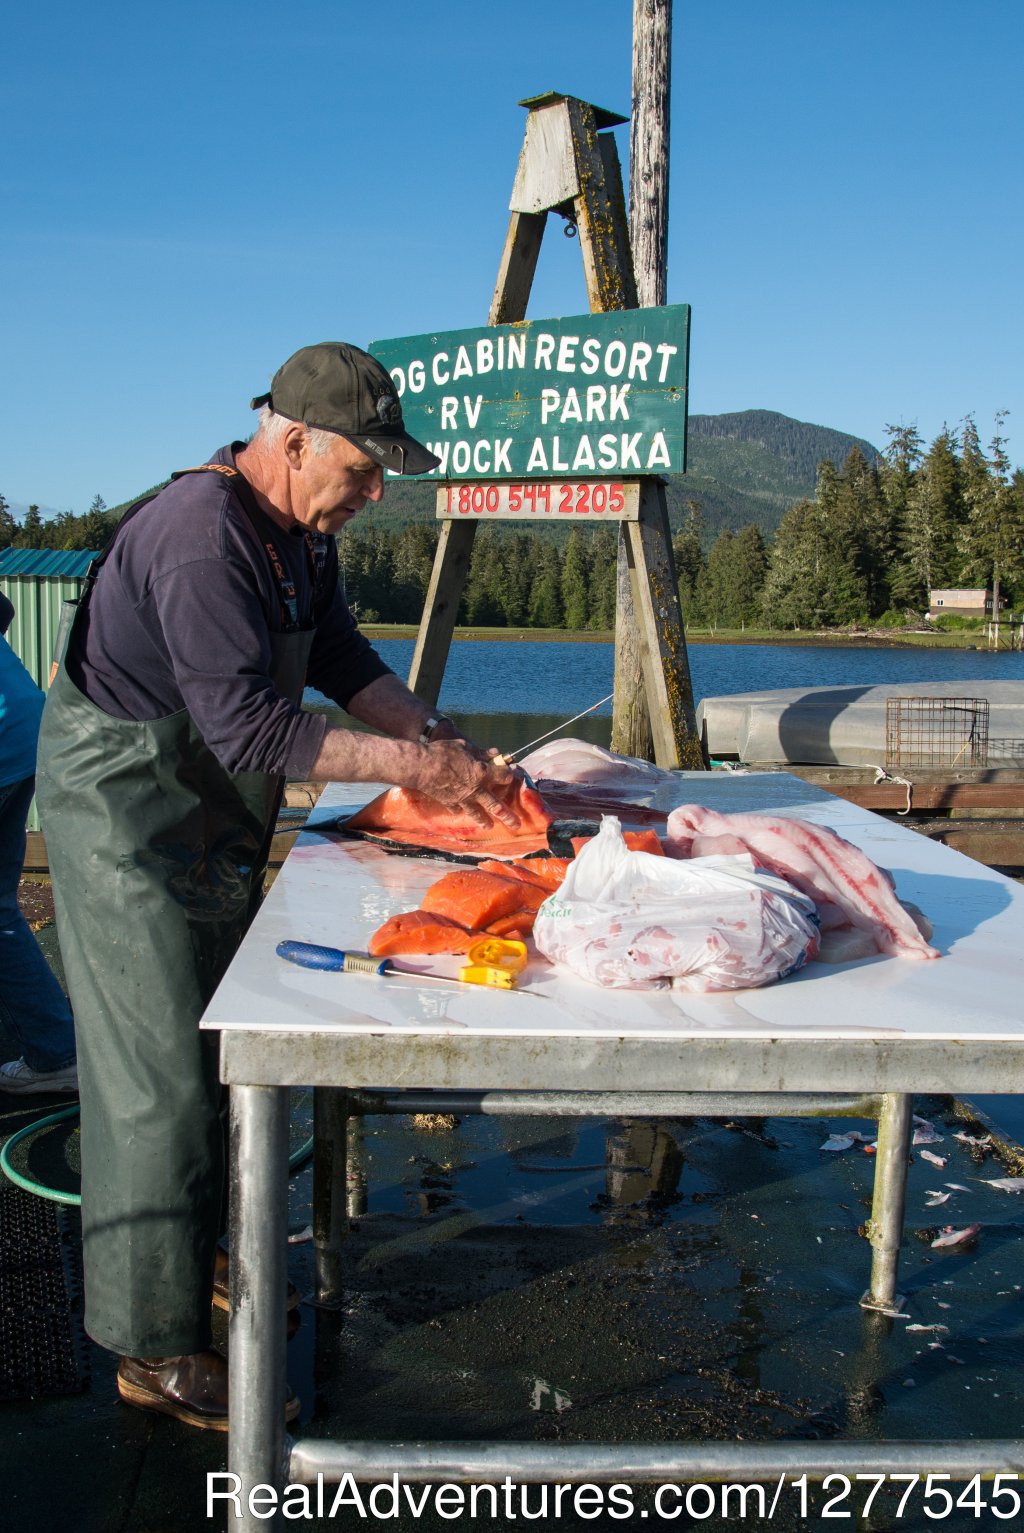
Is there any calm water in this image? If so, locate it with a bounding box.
[308,638,1024,754]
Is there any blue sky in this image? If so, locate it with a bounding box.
[3,0,1021,513]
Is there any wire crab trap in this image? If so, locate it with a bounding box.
[885,696,990,771]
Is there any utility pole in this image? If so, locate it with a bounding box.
[630,0,672,308]
[613,0,674,760]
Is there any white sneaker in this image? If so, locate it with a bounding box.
[0,1057,79,1094]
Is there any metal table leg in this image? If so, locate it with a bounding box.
[346,1108,368,1218]
[228,1083,291,1527]
[313,1087,349,1305]
[861,1091,912,1312]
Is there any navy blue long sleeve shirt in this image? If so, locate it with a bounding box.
[68,445,392,777]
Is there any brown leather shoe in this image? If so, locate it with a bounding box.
[116,1348,300,1431]
[212,1246,301,1313]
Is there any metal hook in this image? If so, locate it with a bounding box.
[563,219,578,239]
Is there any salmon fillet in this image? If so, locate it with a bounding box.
[368,910,475,957]
[570,828,665,857]
[476,857,570,891]
[368,860,559,955]
[420,869,535,930]
[345,778,555,858]
[485,914,533,939]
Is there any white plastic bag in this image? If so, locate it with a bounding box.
[533,816,820,992]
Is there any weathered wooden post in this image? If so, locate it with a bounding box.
[614,0,676,761]
[630,0,672,308]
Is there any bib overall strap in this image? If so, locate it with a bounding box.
[172,465,327,633]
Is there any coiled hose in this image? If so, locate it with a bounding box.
[1,1101,314,1207]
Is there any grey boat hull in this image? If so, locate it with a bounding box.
[698,680,1024,766]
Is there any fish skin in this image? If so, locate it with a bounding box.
[664,805,940,960]
[820,1134,855,1152]
[931,1223,982,1248]
[345,778,555,858]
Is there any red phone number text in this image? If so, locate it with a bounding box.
[445,482,626,516]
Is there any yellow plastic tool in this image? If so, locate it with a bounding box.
[459,937,528,989]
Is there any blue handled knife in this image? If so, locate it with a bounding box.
[276,940,462,985]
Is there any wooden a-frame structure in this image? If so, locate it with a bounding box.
[407,93,704,770]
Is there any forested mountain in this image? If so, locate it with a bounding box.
[676,411,880,543]
[318,409,879,551]
[2,410,878,555]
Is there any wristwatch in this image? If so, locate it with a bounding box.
[418,714,454,745]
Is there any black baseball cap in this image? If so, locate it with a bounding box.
[251,342,440,476]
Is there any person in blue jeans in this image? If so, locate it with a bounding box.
[0,590,77,1093]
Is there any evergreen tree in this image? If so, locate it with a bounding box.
[957,415,990,511]
[586,528,617,629]
[49,510,82,551]
[560,527,590,631]
[526,543,564,628]
[494,531,534,627]
[390,523,438,622]
[760,500,817,628]
[462,531,507,626]
[672,502,706,621]
[695,529,734,626]
[893,428,964,604]
[881,423,925,607]
[81,502,112,550]
[760,491,864,629]
[728,523,769,624]
[18,504,44,546]
[958,413,1024,630]
[880,423,923,524]
[830,447,890,618]
[0,494,15,546]
[341,527,394,621]
[1007,469,1024,611]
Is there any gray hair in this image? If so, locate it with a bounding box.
[253,405,338,458]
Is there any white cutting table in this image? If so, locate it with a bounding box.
[201,772,1024,1524]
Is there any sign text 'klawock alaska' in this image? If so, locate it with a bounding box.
[370,305,689,480]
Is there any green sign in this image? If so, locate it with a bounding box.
[370,305,689,480]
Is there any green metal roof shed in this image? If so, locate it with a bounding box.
[0,547,98,692]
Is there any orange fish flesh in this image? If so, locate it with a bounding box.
[344,778,555,859]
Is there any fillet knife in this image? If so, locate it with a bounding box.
[277,940,463,985]
[276,938,536,993]
[493,691,614,768]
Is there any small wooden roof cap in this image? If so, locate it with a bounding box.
[517,92,629,129]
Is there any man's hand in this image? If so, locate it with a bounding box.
[414,739,521,829]
[309,725,524,829]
